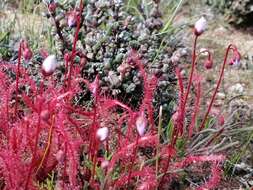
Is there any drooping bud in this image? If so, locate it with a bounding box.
[218,115,225,126]
[96,127,109,141]
[194,17,207,36]
[229,50,241,66]
[67,11,78,28]
[55,150,64,162]
[80,57,87,66]
[101,160,109,169]
[89,75,99,95]
[204,59,213,69]
[64,52,71,62]
[23,48,33,61]
[21,41,33,61]
[48,2,57,13]
[42,55,58,76]
[136,112,147,137]
[40,109,50,122]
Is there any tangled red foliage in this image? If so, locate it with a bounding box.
[0,2,241,189]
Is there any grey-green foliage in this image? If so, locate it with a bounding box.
[206,0,253,25]
[0,11,16,60]
[45,0,186,122]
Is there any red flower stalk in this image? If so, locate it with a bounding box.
[14,40,33,116]
[67,0,84,89]
[199,44,240,131]
[188,77,201,137]
[14,42,23,116]
[181,35,198,129]
[22,41,33,61]
[174,67,185,138]
[183,16,208,111]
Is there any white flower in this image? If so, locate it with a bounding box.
[199,48,209,56]
[194,17,207,36]
[55,150,64,162]
[42,55,58,76]
[101,160,109,168]
[67,11,77,28]
[42,0,53,5]
[96,127,109,141]
[136,112,147,137]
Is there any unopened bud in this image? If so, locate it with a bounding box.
[204,59,213,69]
[42,55,58,76]
[101,160,109,169]
[136,112,147,137]
[48,2,57,13]
[55,150,64,162]
[218,115,225,126]
[96,127,109,141]
[40,109,50,122]
[67,11,78,27]
[194,17,207,36]
[23,48,33,61]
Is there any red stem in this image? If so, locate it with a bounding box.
[199,44,236,131]
[63,142,68,190]
[182,35,198,117]
[89,92,99,182]
[14,42,23,116]
[91,140,98,182]
[67,0,84,89]
[6,92,9,127]
[175,67,185,137]
[188,80,201,137]
[158,145,174,187]
[127,135,139,187]
[25,107,42,190]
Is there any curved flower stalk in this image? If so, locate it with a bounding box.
[178,18,240,136]
[164,18,239,189]
[173,50,211,139]
[199,44,240,131]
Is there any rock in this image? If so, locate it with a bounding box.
[228,83,244,95]
[206,0,253,26]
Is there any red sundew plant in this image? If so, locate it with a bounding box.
[0,2,241,189]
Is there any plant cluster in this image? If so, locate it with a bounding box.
[41,0,187,122]
[0,1,244,190]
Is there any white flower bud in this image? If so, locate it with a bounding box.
[42,55,58,76]
[194,17,207,36]
[55,150,64,162]
[96,127,109,141]
[67,11,78,28]
[136,112,147,137]
[101,160,109,168]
